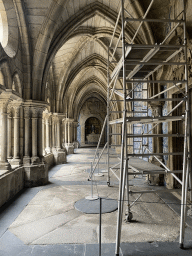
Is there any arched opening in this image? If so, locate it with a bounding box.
[0,70,5,86]
[85,117,101,145]
[12,73,22,96]
[0,0,18,58]
[0,2,8,48]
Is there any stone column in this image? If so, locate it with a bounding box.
[31,107,39,164]
[56,119,61,149]
[23,103,49,188]
[65,121,68,144]
[42,118,45,155]
[70,122,73,142]
[149,104,163,185]
[49,119,52,150]
[81,124,85,145]
[52,117,55,149]
[53,115,66,164]
[73,122,79,149]
[0,101,11,170]
[65,119,74,154]
[62,120,65,147]
[68,121,71,143]
[45,117,51,154]
[12,106,21,165]
[150,104,163,155]
[73,122,76,141]
[23,107,31,165]
[74,122,78,141]
[38,108,44,160]
[116,124,121,154]
[7,110,12,160]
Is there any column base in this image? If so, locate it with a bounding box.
[0,162,11,171]
[24,163,48,188]
[23,156,31,165]
[73,141,79,149]
[45,147,51,154]
[65,143,74,154]
[10,158,21,167]
[53,149,66,164]
[31,156,40,165]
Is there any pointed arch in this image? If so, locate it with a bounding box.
[0,59,12,89]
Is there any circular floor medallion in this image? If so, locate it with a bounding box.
[74,198,118,214]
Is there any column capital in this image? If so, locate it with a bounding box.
[31,107,39,118]
[12,105,21,118]
[73,121,78,127]
[24,106,30,119]
[38,107,46,117]
[0,100,10,113]
[149,104,163,117]
[52,114,59,123]
[43,109,52,120]
[24,100,48,117]
[7,106,12,118]
[67,118,74,124]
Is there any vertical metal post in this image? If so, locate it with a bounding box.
[91,162,93,198]
[107,47,110,186]
[180,110,188,248]
[99,197,102,256]
[115,1,127,255]
[179,0,190,248]
[126,164,131,220]
[97,153,100,175]
[188,91,192,214]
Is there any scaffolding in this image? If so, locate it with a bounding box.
[89,0,191,255]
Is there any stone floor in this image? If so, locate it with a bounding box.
[0,148,192,255]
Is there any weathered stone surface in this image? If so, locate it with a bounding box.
[24,164,48,188]
[43,153,54,169]
[53,150,66,164]
[0,167,24,208]
[65,144,74,154]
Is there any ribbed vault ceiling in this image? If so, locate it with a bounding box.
[34,0,190,118]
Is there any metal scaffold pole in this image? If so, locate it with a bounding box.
[115,0,127,254]
[179,0,191,248]
[90,0,192,253]
[107,47,110,186]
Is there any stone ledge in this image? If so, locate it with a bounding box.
[65,144,74,154]
[43,153,54,170]
[0,167,24,208]
[53,150,66,164]
[0,170,11,178]
[24,164,48,188]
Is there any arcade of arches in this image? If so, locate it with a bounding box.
[1,0,192,209]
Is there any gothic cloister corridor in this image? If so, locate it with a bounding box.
[1,0,192,255]
[0,148,192,256]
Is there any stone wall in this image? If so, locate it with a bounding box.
[78,97,106,146]
[43,153,54,170]
[0,168,24,208]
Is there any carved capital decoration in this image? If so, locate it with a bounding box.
[38,107,46,118]
[0,100,9,114]
[13,105,20,118]
[24,107,30,119]
[7,106,12,118]
[150,104,162,117]
[31,107,40,118]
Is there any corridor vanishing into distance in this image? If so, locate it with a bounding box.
[1,0,192,255]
